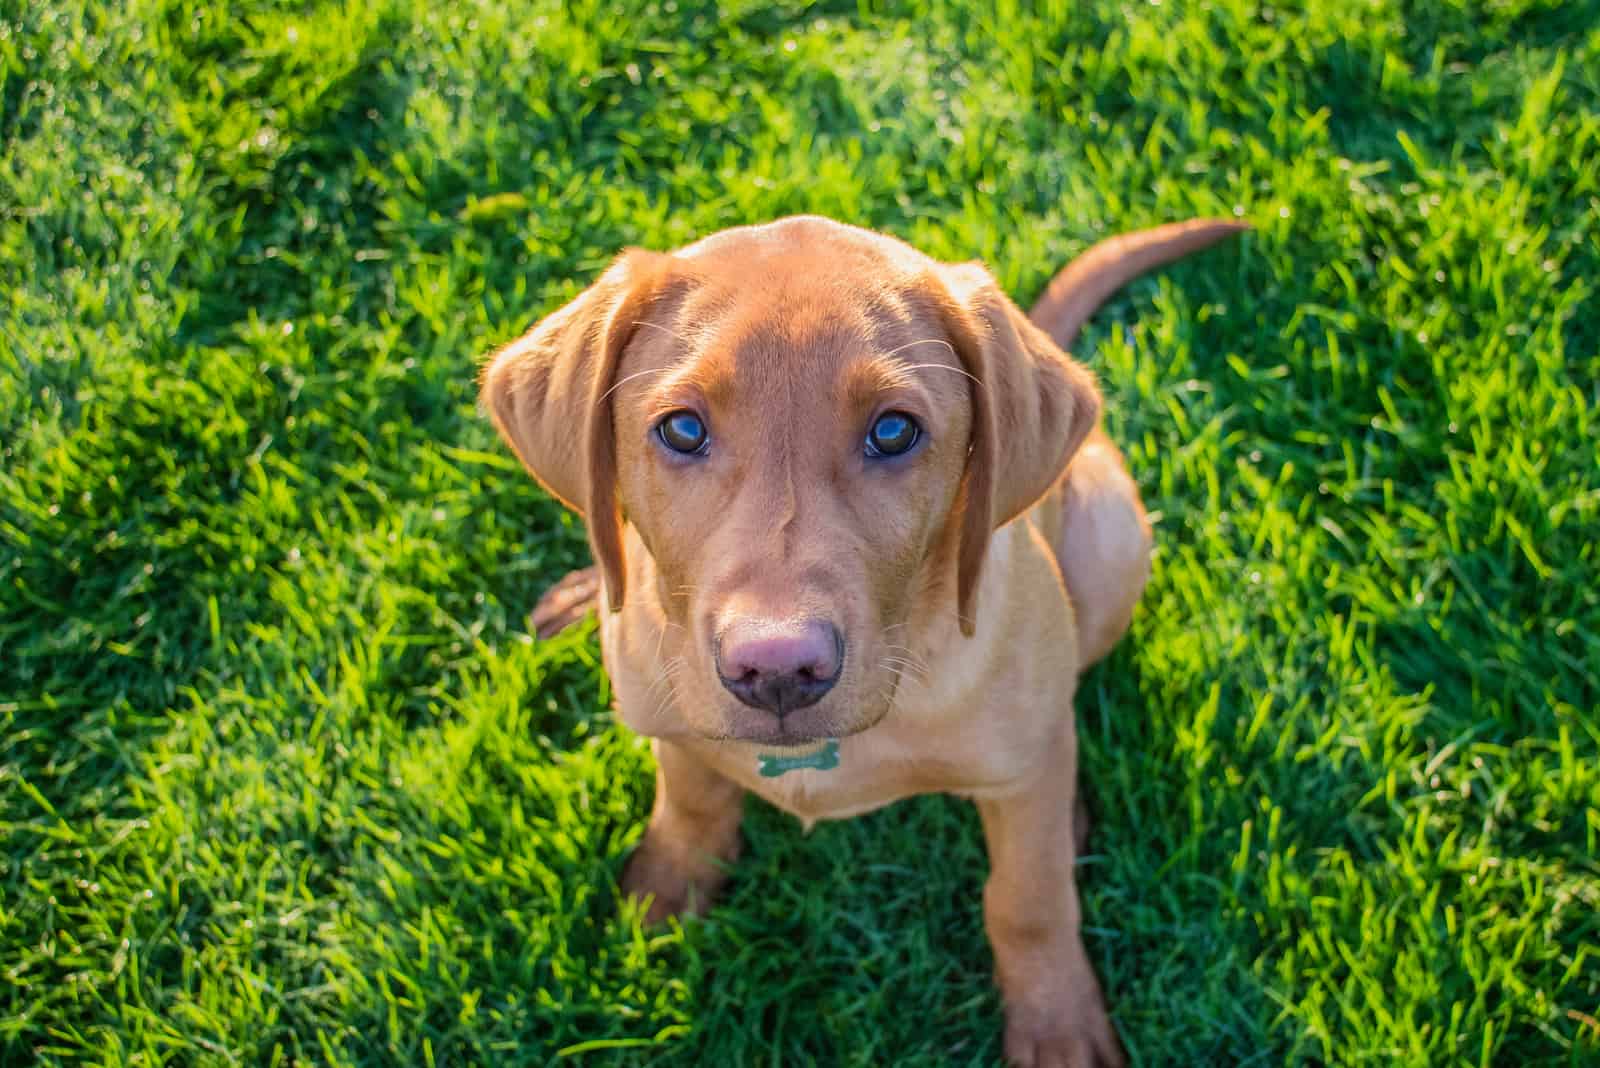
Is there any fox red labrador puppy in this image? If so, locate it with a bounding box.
[481,216,1244,1066]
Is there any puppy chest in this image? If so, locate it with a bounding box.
[694,731,1011,825]
[690,742,914,825]
[749,769,896,825]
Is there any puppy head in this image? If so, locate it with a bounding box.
[481,217,1099,744]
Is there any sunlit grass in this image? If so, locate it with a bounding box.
[3,0,1597,1063]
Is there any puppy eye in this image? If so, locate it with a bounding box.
[657,410,709,455]
[865,411,920,458]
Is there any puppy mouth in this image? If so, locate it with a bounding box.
[707,719,860,747]
[729,728,836,749]
[703,691,892,747]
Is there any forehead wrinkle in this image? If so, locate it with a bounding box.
[673,268,945,424]
[724,298,873,379]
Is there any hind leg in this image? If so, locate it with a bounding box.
[529,566,599,638]
[1057,428,1153,671]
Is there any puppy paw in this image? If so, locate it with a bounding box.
[1002,991,1125,1068]
[619,828,738,925]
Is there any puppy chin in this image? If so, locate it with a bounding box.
[711,696,883,747]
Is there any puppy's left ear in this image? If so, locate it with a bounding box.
[934,262,1103,636]
[479,249,676,614]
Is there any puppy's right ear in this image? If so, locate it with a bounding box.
[479,249,674,612]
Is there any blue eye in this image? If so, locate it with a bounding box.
[866,411,920,457]
[657,410,709,455]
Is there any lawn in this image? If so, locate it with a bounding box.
[3,0,1598,1063]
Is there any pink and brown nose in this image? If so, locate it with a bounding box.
[715,618,843,716]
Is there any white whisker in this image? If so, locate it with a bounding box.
[632,320,697,347]
[880,656,929,687]
[598,366,673,404]
[878,661,912,709]
[648,657,687,723]
[897,362,987,390]
[881,338,957,360]
[883,643,932,676]
[647,654,684,692]
[650,617,674,665]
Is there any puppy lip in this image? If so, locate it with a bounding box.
[751,733,834,751]
[707,710,873,747]
[710,725,832,746]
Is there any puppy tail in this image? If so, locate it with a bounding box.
[1028,218,1249,352]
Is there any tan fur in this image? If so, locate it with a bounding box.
[482,215,1244,1067]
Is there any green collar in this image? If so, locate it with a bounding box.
[757,739,840,778]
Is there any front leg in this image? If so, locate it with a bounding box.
[622,738,745,924]
[978,730,1125,1068]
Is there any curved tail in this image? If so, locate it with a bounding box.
[1028,218,1249,351]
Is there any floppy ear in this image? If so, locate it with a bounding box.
[934,262,1103,636]
[479,249,674,614]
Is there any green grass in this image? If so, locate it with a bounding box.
[3,0,1597,1063]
